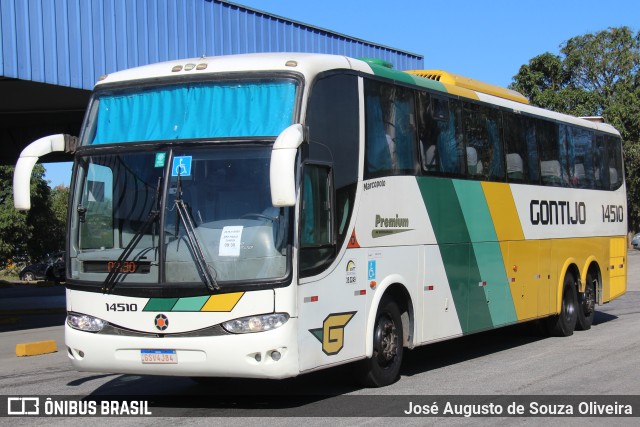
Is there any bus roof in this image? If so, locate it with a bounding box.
[94,53,373,86]
[405,69,530,105]
[94,53,620,136]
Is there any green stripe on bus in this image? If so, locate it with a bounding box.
[366,63,417,85]
[367,62,449,94]
[452,180,496,242]
[143,298,179,312]
[417,177,493,333]
[471,242,518,326]
[452,181,517,326]
[172,296,210,312]
[417,177,469,244]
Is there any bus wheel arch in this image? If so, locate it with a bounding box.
[359,282,414,387]
[366,282,414,353]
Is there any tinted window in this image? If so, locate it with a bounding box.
[365,80,418,177]
[306,73,358,252]
[417,92,465,176]
[567,127,595,188]
[463,103,505,181]
[607,135,624,190]
[538,121,564,186]
[299,165,334,277]
[503,114,539,184]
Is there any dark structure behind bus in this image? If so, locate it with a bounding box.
[0,0,423,166]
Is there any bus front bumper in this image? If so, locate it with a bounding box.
[65,318,299,379]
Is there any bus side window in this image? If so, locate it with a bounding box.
[365,81,418,177]
[606,135,624,190]
[569,127,595,188]
[558,124,575,187]
[503,114,539,184]
[538,120,563,186]
[417,92,464,176]
[300,164,335,277]
[594,135,607,189]
[463,103,505,181]
[305,73,358,251]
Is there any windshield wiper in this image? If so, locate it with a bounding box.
[103,176,162,294]
[174,173,219,292]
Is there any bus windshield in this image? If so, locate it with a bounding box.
[70,147,290,289]
[82,78,298,145]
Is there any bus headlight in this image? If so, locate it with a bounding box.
[67,313,107,332]
[222,313,289,334]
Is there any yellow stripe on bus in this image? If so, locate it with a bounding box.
[201,292,245,312]
[481,182,524,241]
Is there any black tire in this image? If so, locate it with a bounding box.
[576,271,597,331]
[357,298,404,387]
[547,273,578,337]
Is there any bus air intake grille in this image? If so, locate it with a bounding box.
[98,323,230,338]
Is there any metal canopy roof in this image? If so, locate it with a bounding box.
[0,0,423,165]
[1,0,423,91]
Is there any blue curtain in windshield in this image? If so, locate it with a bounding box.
[91,82,296,144]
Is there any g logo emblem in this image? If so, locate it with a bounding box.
[154,314,169,331]
[309,312,356,355]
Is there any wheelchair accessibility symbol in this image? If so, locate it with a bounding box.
[172,156,192,177]
[367,260,376,280]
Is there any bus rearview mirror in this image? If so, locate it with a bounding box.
[270,124,305,207]
[13,134,73,210]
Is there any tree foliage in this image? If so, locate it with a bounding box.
[510,26,640,230]
[0,165,67,264]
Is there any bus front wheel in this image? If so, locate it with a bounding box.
[357,297,403,387]
[547,273,578,337]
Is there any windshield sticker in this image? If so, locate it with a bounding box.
[172,156,192,177]
[219,226,243,257]
[154,152,166,168]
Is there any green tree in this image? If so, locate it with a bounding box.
[50,184,70,247]
[510,26,640,230]
[0,166,30,263]
[0,165,66,264]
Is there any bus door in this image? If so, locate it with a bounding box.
[296,164,366,372]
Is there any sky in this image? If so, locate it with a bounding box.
[42,0,640,188]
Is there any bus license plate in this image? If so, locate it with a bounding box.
[141,349,177,364]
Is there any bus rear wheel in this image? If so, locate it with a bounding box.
[576,271,596,331]
[357,297,403,387]
[547,273,578,337]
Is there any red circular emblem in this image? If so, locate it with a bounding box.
[154,314,169,331]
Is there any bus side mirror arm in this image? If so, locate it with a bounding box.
[13,134,78,211]
[270,124,305,207]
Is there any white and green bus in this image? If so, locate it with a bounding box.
[14,53,627,387]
